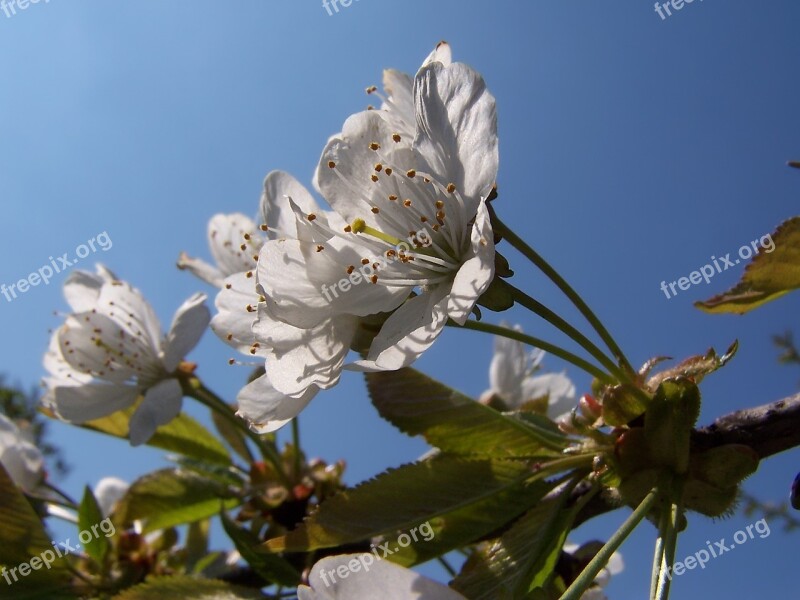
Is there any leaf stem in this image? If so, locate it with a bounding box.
[560,487,659,600]
[449,319,615,384]
[492,214,634,375]
[655,482,684,600]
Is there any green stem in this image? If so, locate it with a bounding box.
[43,481,78,507]
[655,485,684,600]
[437,556,457,578]
[650,507,669,599]
[448,319,614,384]
[505,282,629,384]
[493,214,634,375]
[291,417,302,482]
[183,378,290,486]
[560,487,659,600]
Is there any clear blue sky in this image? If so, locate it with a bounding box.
[1,1,798,598]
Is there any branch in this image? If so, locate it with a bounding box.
[691,392,800,459]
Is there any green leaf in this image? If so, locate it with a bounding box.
[695,216,800,313]
[0,464,73,597]
[366,368,568,458]
[211,408,253,463]
[111,576,265,599]
[220,511,300,586]
[452,486,580,599]
[387,477,560,567]
[265,456,542,553]
[116,469,240,533]
[78,486,110,564]
[82,406,231,466]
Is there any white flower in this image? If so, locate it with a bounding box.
[212,171,356,432]
[43,268,210,446]
[178,213,264,288]
[262,53,498,375]
[0,414,44,492]
[94,476,129,517]
[298,554,466,600]
[484,324,576,421]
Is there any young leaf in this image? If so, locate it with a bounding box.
[116,468,239,533]
[110,576,265,599]
[452,485,581,599]
[81,407,231,466]
[695,216,800,314]
[646,341,738,392]
[220,511,301,587]
[78,486,110,564]
[0,464,72,597]
[366,368,568,458]
[265,456,544,553]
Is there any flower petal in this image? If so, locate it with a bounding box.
[446,200,495,324]
[177,252,225,287]
[257,306,358,397]
[51,384,140,423]
[236,374,318,434]
[94,477,129,517]
[259,237,405,329]
[210,272,262,353]
[350,287,449,372]
[261,171,325,239]
[520,372,577,421]
[300,554,467,600]
[414,61,498,214]
[63,265,116,312]
[489,324,527,401]
[162,292,210,372]
[207,213,262,277]
[128,378,183,446]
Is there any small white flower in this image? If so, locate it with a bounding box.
[484,323,576,421]
[298,554,466,600]
[178,213,264,288]
[0,414,45,492]
[94,476,129,517]
[43,268,210,446]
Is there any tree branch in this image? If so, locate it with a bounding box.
[692,392,800,459]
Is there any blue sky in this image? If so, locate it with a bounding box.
[1,1,798,598]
